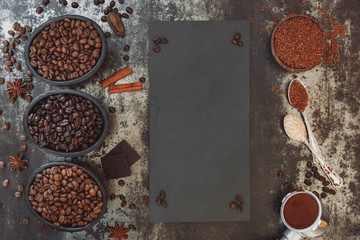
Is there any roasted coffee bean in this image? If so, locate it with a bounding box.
[14,62,21,70]
[306,161,313,168]
[113,8,118,13]
[305,171,312,178]
[99,0,104,3]
[156,198,161,205]
[232,39,238,45]
[2,123,10,131]
[143,195,149,203]
[277,171,283,178]
[8,50,14,56]
[304,179,312,186]
[26,83,33,91]
[159,191,165,199]
[124,44,130,51]
[284,182,292,189]
[237,205,242,213]
[117,179,124,186]
[234,33,241,40]
[25,25,32,32]
[104,32,111,38]
[71,2,79,8]
[321,192,327,198]
[0,161,5,168]
[59,0,68,6]
[236,196,243,205]
[122,13,129,18]
[238,41,243,47]
[312,191,320,199]
[20,144,27,152]
[322,187,330,193]
[139,77,145,83]
[42,0,50,5]
[110,193,117,201]
[153,45,160,53]
[15,191,22,198]
[121,200,127,207]
[3,179,9,186]
[18,185,24,192]
[94,0,99,5]
[318,176,326,182]
[36,7,44,14]
[329,189,336,195]
[110,0,115,7]
[26,95,33,103]
[13,22,20,31]
[311,166,318,173]
[314,172,320,179]
[153,37,161,44]
[108,12,125,37]
[118,0,124,3]
[23,218,30,224]
[20,27,26,34]
[119,195,125,201]
[322,181,330,186]
[101,16,107,22]
[2,46,8,53]
[26,71,33,77]
[160,37,168,44]
[129,203,136,209]
[9,42,16,49]
[161,200,167,208]
[3,40,9,46]
[8,30,15,36]
[123,55,129,61]
[19,135,27,141]
[126,7,133,14]
[230,202,237,209]
[129,224,136,231]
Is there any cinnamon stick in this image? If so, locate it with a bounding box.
[100,66,133,88]
[109,82,143,94]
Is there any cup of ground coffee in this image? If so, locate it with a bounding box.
[280,190,329,239]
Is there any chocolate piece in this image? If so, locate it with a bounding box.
[105,140,140,167]
[101,152,131,179]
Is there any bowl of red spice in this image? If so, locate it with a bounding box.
[271,13,325,72]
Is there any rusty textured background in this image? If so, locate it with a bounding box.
[0,0,359,239]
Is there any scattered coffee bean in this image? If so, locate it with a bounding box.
[71,2,79,8]
[160,191,165,199]
[23,218,30,225]
[2,46,9,53]
[108,12,125,37]
[42,0,50,6]
[322,187,330,193]
[126,7,133,14]
[26,83,33,91]
[124,44,130,51]
[237,205,242,213]
[129,224,136,231]
[101,16,108,22]
[129,203,136,209]
[314,172,320,179]
[321,192,327,198]
[153,45,161,53]
[312,191,320,199]
[14,62,21,70]
[122,13,129,19]
[0,78,4,84]
[113,8,118,13]
[25,25,32,32]
[29,165,104,227]
[99,0,104,3]
[139,77,145,83]
[119,195,125,201]
[305,171,312,178]
[104,32,111,38]
[306,161,312,168]
[123,55,129,61]
[311,166,318,173]
[110,193,116,201]
[118,179,125,186]
[142,195,149,204]
[160,37,168,44]
[284,182,292,189]
[18,184,24,192]
[20,144,27,152]
[2,179,9,186]
[94,0,99,5]
[2,123,10,131]
[232,39,238,45]
[8,50,14,56]
[277,171,283,178]
[118,0,124,4]
[161,200,167,208]
[121,200,127,207]
[304,179,312,186]
[26,71,33,77]
[153,37,161,44]
[109,107,117,113]
[59,0,68,6]
[8,30,15,36]
[318,176,326,182]
[329,189,336,195]
[156,198,161,205]
[110,0,115,7]
[15,191,22,198]
[3,40,9,46]
[238,41,243,47]
[322,181,330,186]
[0,161,5,168]
[234,33,241,40]
[236,196,243,205]
[230,202,237,209]
[36,7,44,14]
[19,135,27,141]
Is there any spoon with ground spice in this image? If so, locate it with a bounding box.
[283,114,344,188]
[288,79,322,166]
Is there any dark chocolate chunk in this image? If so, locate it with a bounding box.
[104,140,140,167]
[101,152,131,179]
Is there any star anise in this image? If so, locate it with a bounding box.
[6,78,29,101]
[106,221,129,240]
[8,154,28,172]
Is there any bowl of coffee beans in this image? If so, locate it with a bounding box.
[25,162,106,231]
[23,89,109,157]
[24,15,106,85]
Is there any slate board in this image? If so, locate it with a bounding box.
[149,21,250,222]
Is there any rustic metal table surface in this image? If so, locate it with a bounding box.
[0,0,359,239]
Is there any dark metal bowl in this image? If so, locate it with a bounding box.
[24,15,106,86]
[271,13,325,73]
[23,89,109,157]
[24,162,107,232]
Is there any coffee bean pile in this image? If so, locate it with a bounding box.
[27,94,104,152]
[229,196,243,213]
[232,32,243,47]
[155,191,167,208]
[29,18,102,81]
[28,165,104,227]
[304,161,336,199]
[152,36,168,53]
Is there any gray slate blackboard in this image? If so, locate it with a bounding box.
[149,21,250,222]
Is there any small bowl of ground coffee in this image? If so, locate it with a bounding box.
[271,13,325,72]
[24,15,106,85]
